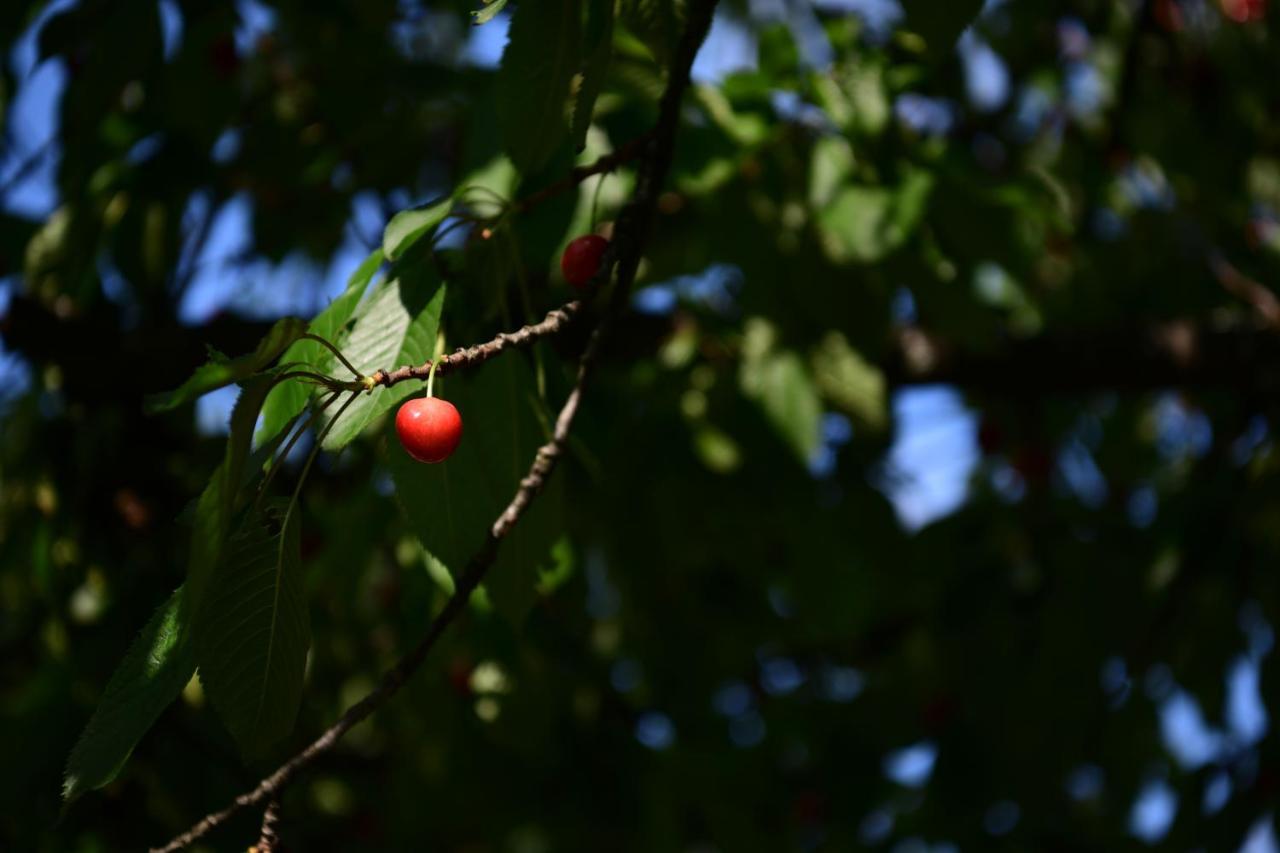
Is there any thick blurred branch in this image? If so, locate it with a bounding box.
[149,2,719,850]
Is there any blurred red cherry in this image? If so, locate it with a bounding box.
[1221,0,1266,22]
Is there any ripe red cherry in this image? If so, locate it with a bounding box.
[561,234,609,289]
[395,397,463,463]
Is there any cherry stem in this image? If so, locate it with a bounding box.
[590,173,606,231]
[426,358,439,398]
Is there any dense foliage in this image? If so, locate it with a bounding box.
[2,0,1279,849]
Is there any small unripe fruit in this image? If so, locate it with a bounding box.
[395,397,463,463]
[561,234,609,289]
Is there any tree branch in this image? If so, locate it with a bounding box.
[369,301,583,388]
[149,2,719,850]
[249,799,281,853]
[513,133,650,216]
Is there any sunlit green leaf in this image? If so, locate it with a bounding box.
[258,248,386,446]
[62,588,194,802]
[471,0,509,26]
[382,198,452,263]
[811,332,886,432]
[808,136,856,209]
[321,260,446,451]
[817,169,933,263]
[740,319,822,463]
[696,85,770,146]
[693,423,743,473]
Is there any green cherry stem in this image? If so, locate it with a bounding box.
[426,358,440,398]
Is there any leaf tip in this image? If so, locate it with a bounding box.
[143,393,177,414]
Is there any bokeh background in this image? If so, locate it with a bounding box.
[2,0,1279,850]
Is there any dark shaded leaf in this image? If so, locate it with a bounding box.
[571,0,615,151]
[617,0,679,63]
[195,501,308,757]
[497,0,583,174]
[387,355,561,623]
[184,374,280,627]
[901,0,984,59]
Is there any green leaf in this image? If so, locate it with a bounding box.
[696,85,770,147]
[184,374,281,627]
[225,375,281,517]
[497,0,583,174]
[472,0,509,26]
[387,356,561,623]
[321,259,446,451]
[259,249,385,445]
[146,317,307,413]
[740,318,822,463]
[571,0,615,151]
[817,168,933,264]
[808,136,856,209]
[842,56,890,137]
[618,0,678,63]
[811,332,886,432]
[382,198,452,263]
[195,501,308,757]
[63,587,195,802]
[901,0,984,60]
[693,423,743,474]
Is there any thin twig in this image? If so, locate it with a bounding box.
[1211,251,1280,328]
[369,301,583,388]
[249,799,281,853]
[150,4,718,850]
[512,133,651,216]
